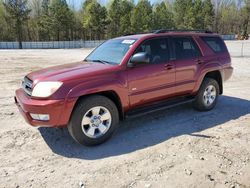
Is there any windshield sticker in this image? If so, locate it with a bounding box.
[122,40,135,44]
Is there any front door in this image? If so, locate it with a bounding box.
[127,38,175,108]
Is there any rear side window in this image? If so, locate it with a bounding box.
[201,36,227,54]
[172,37,201,60]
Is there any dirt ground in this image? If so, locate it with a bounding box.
[0,48,250,188]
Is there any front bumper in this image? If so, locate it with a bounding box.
[15,89,76,127]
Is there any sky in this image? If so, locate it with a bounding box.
[66,0,161,8]
[66,0,244,10]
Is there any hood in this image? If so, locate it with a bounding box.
[27,61,117,83]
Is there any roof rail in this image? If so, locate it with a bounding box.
[123,33,135,36]
[153,29,213,34]
[123,31,150,36]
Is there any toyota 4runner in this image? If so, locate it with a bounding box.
[15,30,233,146]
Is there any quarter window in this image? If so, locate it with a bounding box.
[201,36,227,54]
[172,37,201,60]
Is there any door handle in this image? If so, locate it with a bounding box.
[164,64,173,70]
[196,59,205,65]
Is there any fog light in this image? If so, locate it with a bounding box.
[30,113,50,121]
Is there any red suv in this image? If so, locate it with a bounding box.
[15,30,233,146]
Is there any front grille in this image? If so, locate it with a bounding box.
[22,76,33,96]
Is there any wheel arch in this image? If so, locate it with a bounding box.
[73,90,125,120]
[204,70,223,94]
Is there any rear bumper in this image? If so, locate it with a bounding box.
[223,66,233,82]
[15,89,77,127]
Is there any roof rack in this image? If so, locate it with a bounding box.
[123,33,135,36]
[153,29,213,34]
[123,31,150,36]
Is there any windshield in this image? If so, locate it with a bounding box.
[85,39,137,65]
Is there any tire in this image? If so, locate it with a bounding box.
[193,78,219,111]
[68,95,119,146]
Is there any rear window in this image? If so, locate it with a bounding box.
[201,36,227,54]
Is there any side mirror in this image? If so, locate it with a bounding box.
[128,52,150,67]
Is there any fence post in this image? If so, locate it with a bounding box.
[241,42,244,57]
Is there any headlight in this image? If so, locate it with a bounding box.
[32,81,63,98]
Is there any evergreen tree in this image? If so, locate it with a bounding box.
[119,0,134,35]
[152,2,174,30]
[108,0,134,37]
[72,10,84,40]
[174,0,214,30]
[3,0,31,48]
[41,0,49,14]
[193,0,204,29]
[38,0,51,40]
[241,0,250,35]
[108,0,121,37]
[203,0,214,30]
[219,2,240,34]
[49,0,74,41]
[28,0,43,41]
[82,0,107,40]
[131,0,152,33]
[174,0,192,29]
[0,1,8,40]
[38,0,74,41]
[0,0,249,42]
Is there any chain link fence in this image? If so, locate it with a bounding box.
[0,40,104,49]
[225,41,250,57]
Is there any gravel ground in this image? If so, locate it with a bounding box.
[0,48,250,188]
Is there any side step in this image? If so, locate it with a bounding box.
[126,97,195,119]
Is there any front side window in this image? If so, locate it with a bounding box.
[135,38,169,64]
[172,37,201,60]
[86,39,136,65]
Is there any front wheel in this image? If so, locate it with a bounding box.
[193,78,219,111]
[68,95,119,146]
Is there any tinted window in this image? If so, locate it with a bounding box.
[172,37,201,60]
[201,36,227,54]
[135,38,169,64]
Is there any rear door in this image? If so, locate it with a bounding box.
[170,36,203,95]
[127,37,175,108]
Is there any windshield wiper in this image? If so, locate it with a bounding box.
[87,59,111,65]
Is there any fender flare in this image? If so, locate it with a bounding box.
[193,63,223,94]
[64,78,129,117]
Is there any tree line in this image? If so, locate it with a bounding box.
[0,0,249,46]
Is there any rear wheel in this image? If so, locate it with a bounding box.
[193,78,219,111]
[68,95,119,146]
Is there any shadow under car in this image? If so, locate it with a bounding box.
[38,95,250,160]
